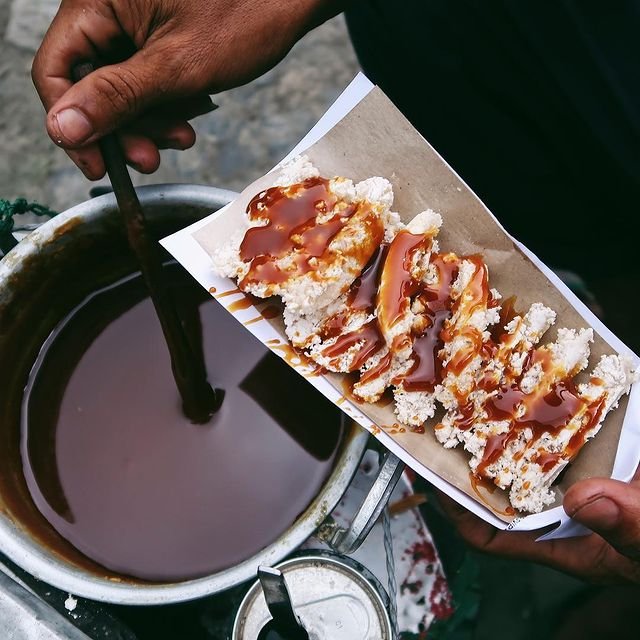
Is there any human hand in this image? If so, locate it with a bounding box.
[32,0,342,179]
[437,467,640,584]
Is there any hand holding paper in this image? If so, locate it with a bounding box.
[438,465,640,584]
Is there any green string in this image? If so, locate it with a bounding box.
[0,198,59,236]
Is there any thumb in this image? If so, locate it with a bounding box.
[564,477,640,561]
[46,49,187,149]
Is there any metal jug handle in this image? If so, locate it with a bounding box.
[318,448,405,555]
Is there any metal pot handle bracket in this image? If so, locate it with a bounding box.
[317,448,405,555]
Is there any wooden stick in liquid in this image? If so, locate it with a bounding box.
[72,62,221,423]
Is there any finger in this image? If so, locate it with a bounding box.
[66,146,106,181]
[145,94,217,122]
[154,123,196,150]
[46,45,189,149]
[435,490,500,548]
[438,490,640,584]
[31,4,124,113]
[118,133,161,174]
[127,121,196,150]
[564,477,640,561]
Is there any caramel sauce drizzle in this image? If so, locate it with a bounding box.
[238,177,360,289]
[340,375,394,409]
[261,304,282,320]
[377,231,432,351]
[398,254,459,392]
[566,394,608,459]
[227,297,254,312]
[216,288,241,298]
[359,350,392,385]
[469,473,516,517]
[475,378,605,479]
[318,246,387,370]
[231,179,610,500]
[441,256,490,381]
[244,303,282,327]
[321,320,385,371]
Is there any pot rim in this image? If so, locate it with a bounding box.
[0,184,369,605]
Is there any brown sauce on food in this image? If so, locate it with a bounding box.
[523,381,585,436]
[21,265,342,582]
[444,328,484,377]
[321,320,385,371]
[238,177,360,289]
[348,245,387,312]
[398,254,459,392]
[320,246,385,340]
[468,473,516,517]
[454,399,477,431]
[535,451,562,472]
[215,288,242,298]
[440,257,489,382]
[490,295,518,344]
[359,351,392,385]
[477,379,590,478]
[318,246,387,371]
[400,310,449,392]
[227,296,255,312]
[475,432,515,478]
[377,231,431,345]
[566,394,608,458]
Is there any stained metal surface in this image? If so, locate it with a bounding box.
[0,184,370,605]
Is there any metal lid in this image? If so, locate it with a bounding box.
[232,552,392,640]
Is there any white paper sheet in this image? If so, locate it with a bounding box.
[162,73,640,536]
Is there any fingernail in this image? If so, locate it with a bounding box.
[53,108,93,144]
[571,496,620,530]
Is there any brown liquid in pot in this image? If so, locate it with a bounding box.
[21,264,342,582]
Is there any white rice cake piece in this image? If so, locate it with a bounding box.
[509,354,637,513]
[394,385,440,427]
[445,303,557,449]
[352,351,407,404]
[484,303,557,388]
[210,156,392,314]
[292,243,389,372]
[392,254,461,429]
[282,294,347,349]
[376,211,443,360]
[470,327,594,489]
[433,258,501,446]
[348,212,443,404]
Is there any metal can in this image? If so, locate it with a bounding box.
[232,551,393,640]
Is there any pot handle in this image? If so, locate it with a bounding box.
[318,449,405,555]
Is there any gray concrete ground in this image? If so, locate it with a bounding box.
[0,0,359,212]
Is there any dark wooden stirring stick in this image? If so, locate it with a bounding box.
[72,62,221,423]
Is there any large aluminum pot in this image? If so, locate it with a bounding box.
[0,184,389,606]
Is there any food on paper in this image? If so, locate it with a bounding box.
[211,155,401,313]
[210,156,637,514]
